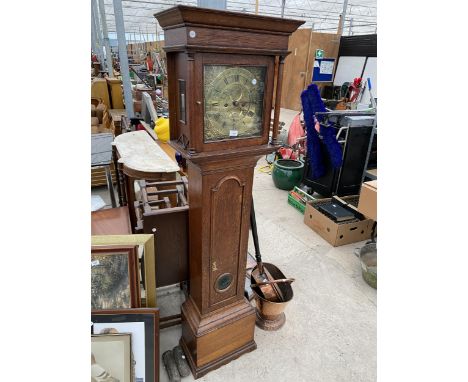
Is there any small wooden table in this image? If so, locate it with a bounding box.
[113,130,180,231]
[91,206,132,235]
[140,120,188,177]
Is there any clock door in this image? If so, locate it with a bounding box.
[193,53,275,152]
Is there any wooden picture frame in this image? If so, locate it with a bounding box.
[92,333,132,382]
[91,245,141,309]
[92,308,160,382]
[92,235,157,307]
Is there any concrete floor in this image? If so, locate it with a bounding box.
[155,158,376,382]
[92,108,376,381]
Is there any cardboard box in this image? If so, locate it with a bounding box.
[106,78,125,109]
[91,78,111,109]
[304,196,374,247]
[358,180,377,221]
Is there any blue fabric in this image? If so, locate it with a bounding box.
[301,84,343,179]
[301,88,325,178]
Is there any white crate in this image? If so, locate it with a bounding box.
[91,133,113,166]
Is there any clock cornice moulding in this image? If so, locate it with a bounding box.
[154,5,304,35]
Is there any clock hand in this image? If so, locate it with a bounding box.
[232,95,248,108]
[229,88,244,103]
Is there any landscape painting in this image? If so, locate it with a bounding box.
[91,246,140,309]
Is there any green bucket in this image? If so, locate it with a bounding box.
[272,159,304,190]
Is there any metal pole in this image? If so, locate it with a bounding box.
[98,0,114,77]
[338,0,349,37]
[281,0,286,18]
[139,26,145,57]
[272,56,286,144]
[303,23,314,90]
[91,7,99,58]
[105,165,117,208]
[91,4,104,65]
[138,27,142,60]
[360,115,377,186]
[113,0,135,118]
[91,0,105,67]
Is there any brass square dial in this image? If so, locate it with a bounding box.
[203,65,266,142]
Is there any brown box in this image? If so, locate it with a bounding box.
[358,180,377,221]
[304,196,374,247]
[106,77,125,109]
[133,99,158,113]
[132,89,157,101]
[91,78,111,109]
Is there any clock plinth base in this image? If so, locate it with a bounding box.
[180,296,257,379]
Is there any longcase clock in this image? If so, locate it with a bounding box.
[155,6,303,378]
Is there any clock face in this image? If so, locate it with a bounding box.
[203,65,266,142]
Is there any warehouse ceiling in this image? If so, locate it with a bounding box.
[100,0,376,42]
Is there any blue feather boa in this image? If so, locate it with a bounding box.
[301,84,343,179]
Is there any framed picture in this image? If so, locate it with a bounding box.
[92,333,132,382]
[92,234,157,307]
[91,245,141,309]
[92,308,160,382]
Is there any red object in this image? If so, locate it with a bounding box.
[348,77,363,102]
[146,57,154,72]
[278,147,292,159]
[287,114,305,146]
[314,119,321,133]
[290,191,306,203]
[136,123,145,131]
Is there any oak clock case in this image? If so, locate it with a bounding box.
[155,5,303,379]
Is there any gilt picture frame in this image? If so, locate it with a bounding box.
[91,234,157,307]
